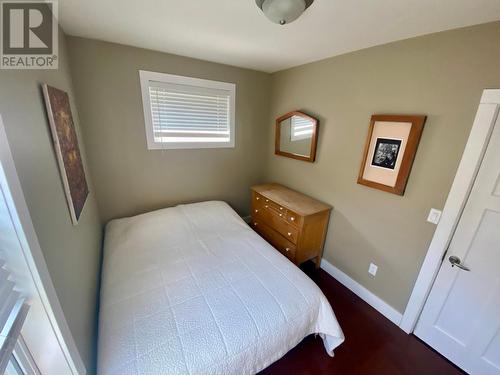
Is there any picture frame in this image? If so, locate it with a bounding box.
[42,84,89,225]
[357,114,426,195]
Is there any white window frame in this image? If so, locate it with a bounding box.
[139,70,236,150]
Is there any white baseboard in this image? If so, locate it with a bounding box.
[320,259,403,327]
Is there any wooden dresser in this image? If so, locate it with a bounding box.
[251,183,332,268]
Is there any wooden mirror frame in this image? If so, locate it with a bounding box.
[275,111,319,162]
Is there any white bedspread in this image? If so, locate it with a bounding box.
[98,201,344,375]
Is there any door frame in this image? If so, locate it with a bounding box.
[0,115,86,374]
[399,89,500,333]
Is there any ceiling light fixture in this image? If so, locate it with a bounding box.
[255,0,314,25]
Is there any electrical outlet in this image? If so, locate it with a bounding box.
[368,263,378,277]
[427,208,442,224]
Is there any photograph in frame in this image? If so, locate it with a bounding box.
[357,115,426,195]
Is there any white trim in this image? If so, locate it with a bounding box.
[139,70,236,150]
[0,116,85,374]
[13,335,41,375]
[320,259,403,326]
[399,89,500,333]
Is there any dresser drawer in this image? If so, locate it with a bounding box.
[266,200,287,216]
[252,198,286,220]
[252,191,264,205]
[251,219,296,261]
[253,192,287,216]
[252,183,332,268]
[286,210,301,227]
[253,206,298,244]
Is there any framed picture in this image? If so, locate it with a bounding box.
[357,114,426,195]
[42,84,89,224]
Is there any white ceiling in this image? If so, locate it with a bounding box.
[59,0,500,73]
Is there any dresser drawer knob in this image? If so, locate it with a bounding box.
[256,197,260,200]
[285,247,290,252]
[253,222,258,226]
[254,209,259,213]
[280,207,283,210]
[290,217,295,221]
[265,205,269,208]
[265,199,269,203]
[287,232,292,236]
[279,214,283,217]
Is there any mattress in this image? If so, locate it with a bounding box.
[98,201,344,375]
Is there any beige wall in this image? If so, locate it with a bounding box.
[66,37,271,223]
[53,21,500,331]
[265,21,500,312]
[2,16,498,375]
[0,32,102,372]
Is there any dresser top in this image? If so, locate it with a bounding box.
[251,183,332,216]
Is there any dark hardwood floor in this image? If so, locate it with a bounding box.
[259,262,465,375]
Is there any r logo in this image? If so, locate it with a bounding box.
[2,2,53,54]
[1,1,57,68]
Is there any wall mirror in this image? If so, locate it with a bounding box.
[275,111,319,162]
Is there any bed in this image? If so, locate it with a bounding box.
[98,201,344,375]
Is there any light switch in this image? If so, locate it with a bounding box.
[427,208,442,224]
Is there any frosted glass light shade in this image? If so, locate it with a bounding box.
[261,0,306,25]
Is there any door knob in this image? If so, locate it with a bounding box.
[448,255,470,271]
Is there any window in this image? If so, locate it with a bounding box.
[139,71,236,149]
[290,115,314,141]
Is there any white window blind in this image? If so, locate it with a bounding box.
[140,71,236,149]
[291,115,314,141]
[0,262,29,374]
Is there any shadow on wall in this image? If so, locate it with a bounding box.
[325,209,414,312]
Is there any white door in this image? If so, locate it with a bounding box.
[415,103,500,374]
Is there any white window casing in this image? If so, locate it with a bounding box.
[139,71,236,150]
